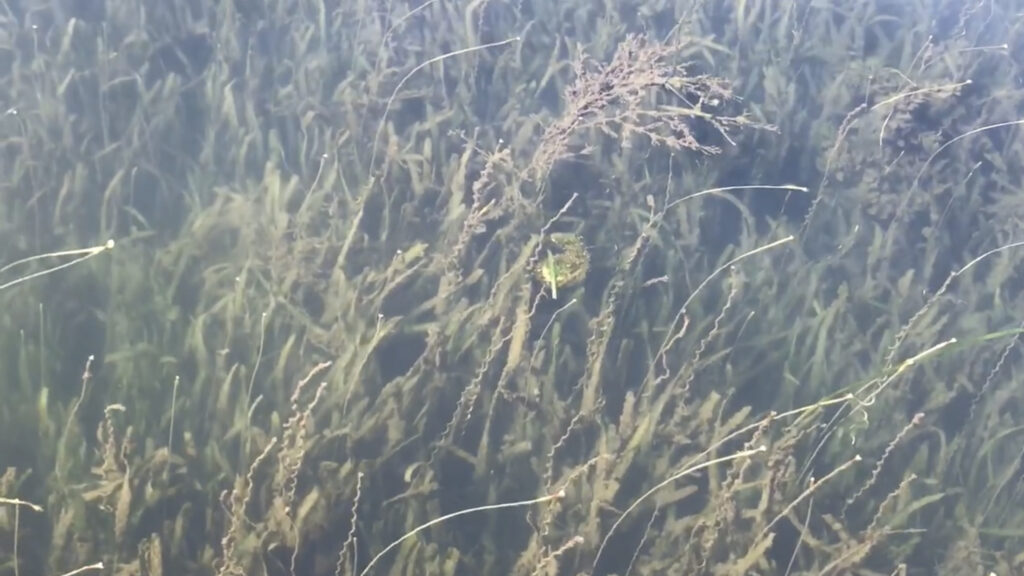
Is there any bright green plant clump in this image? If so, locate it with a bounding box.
[534,232,589,298]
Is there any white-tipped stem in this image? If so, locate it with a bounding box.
[359,490,563,576]
[0,240,114,292]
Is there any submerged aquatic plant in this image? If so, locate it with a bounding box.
[534,233,589,299]
[2,1,1024,575]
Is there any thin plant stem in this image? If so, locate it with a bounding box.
[358,490,563,576]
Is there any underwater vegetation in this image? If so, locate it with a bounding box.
[2,0,1024,575]
[534,233,589,299]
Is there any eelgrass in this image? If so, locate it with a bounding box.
[3,0,1024,575]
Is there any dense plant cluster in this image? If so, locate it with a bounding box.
[1,1,1023,575]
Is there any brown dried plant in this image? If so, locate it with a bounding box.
[528,34,765,183]
[214,363,329,576]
